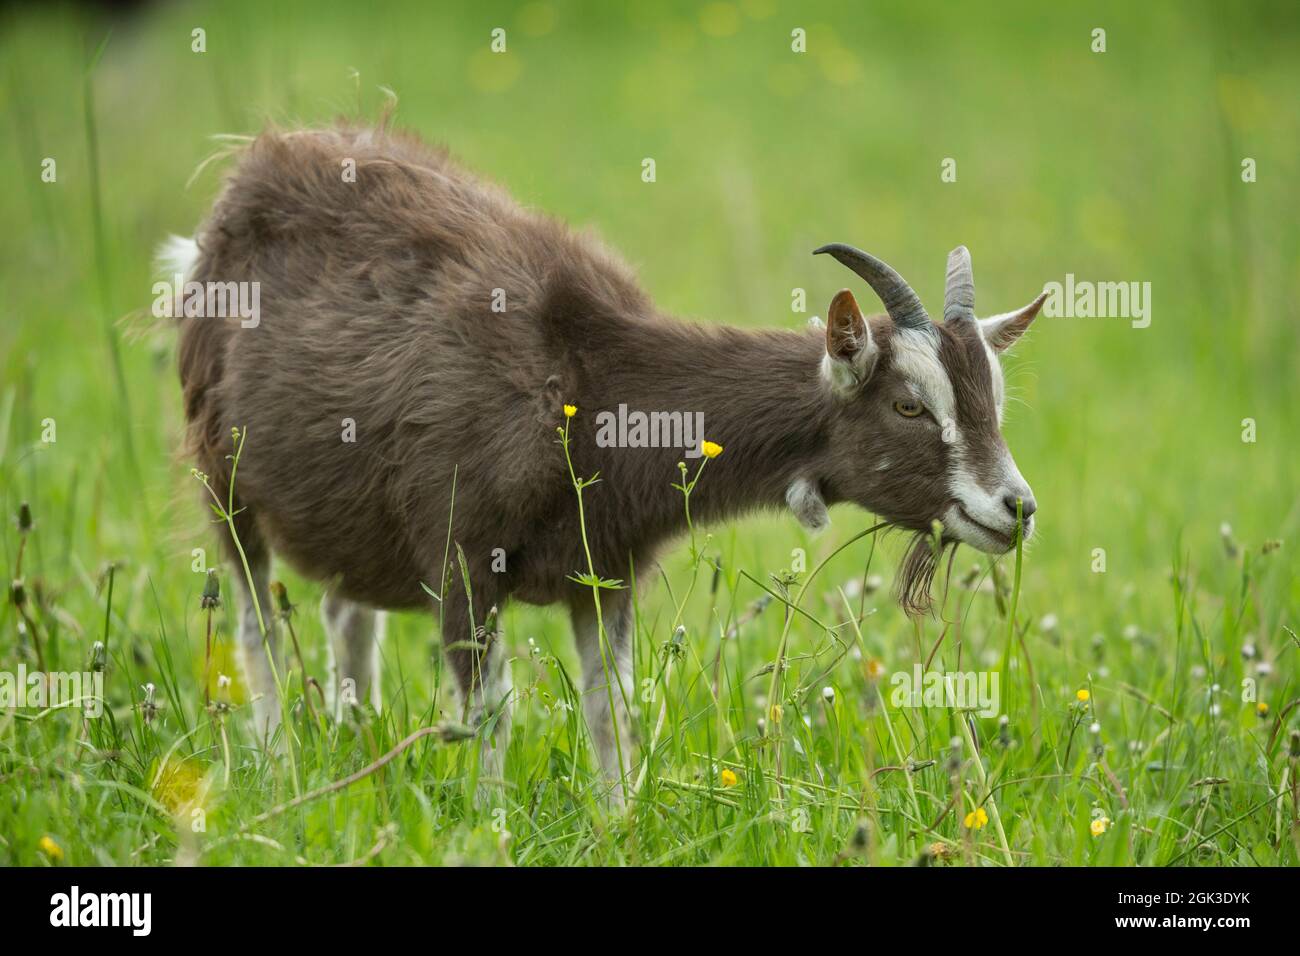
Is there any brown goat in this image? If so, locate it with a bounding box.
[165,124,1046,799]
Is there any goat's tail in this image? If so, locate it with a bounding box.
[155,233,199,282]
[166,232,233,506]
[152,234,200,317]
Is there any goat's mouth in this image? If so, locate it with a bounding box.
[947,505,1023,554]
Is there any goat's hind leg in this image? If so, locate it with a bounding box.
[222,514,283,746]
[322,590,384,717]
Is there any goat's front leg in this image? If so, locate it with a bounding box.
[570,591,635,804]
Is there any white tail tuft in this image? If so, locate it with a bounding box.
[155,234,199,282]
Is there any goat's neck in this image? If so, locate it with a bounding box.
[594,319,834,534]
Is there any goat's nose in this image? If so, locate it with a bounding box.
[1002,492,1037,520]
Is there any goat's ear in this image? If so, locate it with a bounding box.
[980,291,1048,353]
[823,289,877,393]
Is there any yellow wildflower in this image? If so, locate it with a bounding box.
[701,440,723,459]
[563,404,577,418]
[720,768,738,788]
[1076,688,1090,702]
[1091,816,1110,837]
[963,807,989,830]
[1257,701,1270,718]
[38,835,63,861]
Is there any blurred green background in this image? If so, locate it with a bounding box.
[0,0,1297,865]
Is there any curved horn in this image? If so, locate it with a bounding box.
[813,243,931,330]
[943,245,975,324]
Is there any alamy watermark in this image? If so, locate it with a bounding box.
[1042,274,1151,329]
[50,886,151,936]
[0,665,103,717]
[595,404,706,457]
[889,664,1000,718]
[151,274,261,328]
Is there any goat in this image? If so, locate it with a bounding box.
[164,124,1046,799]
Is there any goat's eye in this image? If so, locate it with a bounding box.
[894,399,924,418]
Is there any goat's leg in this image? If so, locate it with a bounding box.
[570,591,635,803]
[230,548,282,746]
[322,591,384,717]
[203,454,282,746]
[442,569,512,793]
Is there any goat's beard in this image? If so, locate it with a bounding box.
[893,531,957,616]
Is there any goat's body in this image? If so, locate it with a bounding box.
[178,126,830,785]
[175,125,1045,795]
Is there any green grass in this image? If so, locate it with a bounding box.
[1,0,1297,866]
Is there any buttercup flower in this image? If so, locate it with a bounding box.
[701,440,723,459]
[38,835,63,861]
[1090,816,1110,837]
[563,404,576,418]
[963,807,989,830]
[720,768,738,787]
[1076,688,1090,703]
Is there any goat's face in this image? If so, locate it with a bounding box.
[817,244,1045,556]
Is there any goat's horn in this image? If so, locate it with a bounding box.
[943,245,975,324]
[813,243,931,330]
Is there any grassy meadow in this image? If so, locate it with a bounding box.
[1,0,1298,866]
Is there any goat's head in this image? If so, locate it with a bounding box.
[813,243,1045,603]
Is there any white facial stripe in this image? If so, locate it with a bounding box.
[982,337,1005,421]
[890,329,956,427]
[892,328,968,478]
[948,339,1021,528]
